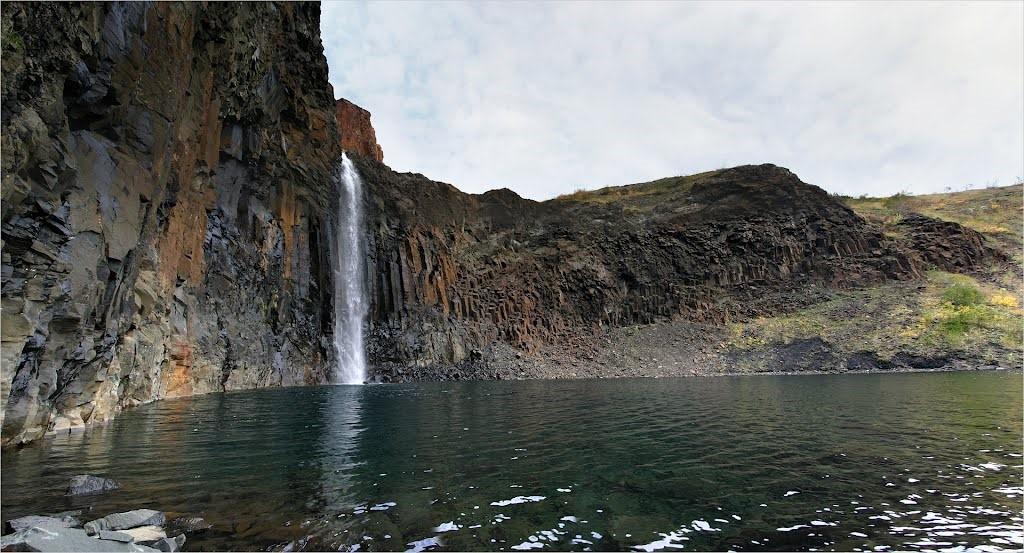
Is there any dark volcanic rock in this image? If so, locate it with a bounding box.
[353,157,944,379]
[66,475,119,496]
[1,2,341,445]
[896,213,1000,271]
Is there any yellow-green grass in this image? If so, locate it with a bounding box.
[726,271,1022,365]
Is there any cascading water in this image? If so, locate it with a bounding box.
[332,152,368,384]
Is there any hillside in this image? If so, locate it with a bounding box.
[353,157,1018,381]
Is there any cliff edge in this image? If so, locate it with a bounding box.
[1,2,342,445]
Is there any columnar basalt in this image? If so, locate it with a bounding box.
[352,156,998,380]
[1,2,341,444]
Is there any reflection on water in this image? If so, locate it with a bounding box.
[2,371,1022,552]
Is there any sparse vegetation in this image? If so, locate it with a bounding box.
[942,282,985,307]
[726,179,1023,370]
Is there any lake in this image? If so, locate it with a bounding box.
[2,371,1021,552]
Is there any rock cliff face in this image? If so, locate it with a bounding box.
[1,2,341,445]
[2,2,1002,446]
[336,99,383,162]
[352,156,998,380]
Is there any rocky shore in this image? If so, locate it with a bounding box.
[1,475,193,552]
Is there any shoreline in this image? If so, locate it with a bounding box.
[10,364,1016,451]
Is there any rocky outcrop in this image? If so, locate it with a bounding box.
[336,98,383,161]
[1,2,341,445]
[352,158,946,379]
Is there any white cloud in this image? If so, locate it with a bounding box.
[321,1,1024,200]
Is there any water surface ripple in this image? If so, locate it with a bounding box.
[2,371,1021,552]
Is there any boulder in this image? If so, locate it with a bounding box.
[66,475,119,496]
[83,510,164,535]
[0,525,158,552]
[5,515,78,534]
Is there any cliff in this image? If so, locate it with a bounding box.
[336,98,383,161]
[1,2,1011,446]
[1,2,342,445]
[352,155,1006,380]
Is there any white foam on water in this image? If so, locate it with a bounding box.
[405,537,442,553]
[491,496,546,507]
[632,531,690,551]
[433,522,461,533]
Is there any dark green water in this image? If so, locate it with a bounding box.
[2,371,1022,552]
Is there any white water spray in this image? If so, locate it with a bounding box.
[333,152,368,384]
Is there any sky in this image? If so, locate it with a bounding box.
[321,1,1024,200]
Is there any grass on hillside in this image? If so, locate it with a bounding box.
[727,184,1021,367]
[841,184,1023,256]
[552,172,717,205]
[726,271,1022,365]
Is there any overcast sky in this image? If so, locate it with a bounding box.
[321,1,1023,200]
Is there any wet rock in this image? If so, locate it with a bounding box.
[0,525,158,552]
[5,515,78,534]
[84,510,164,535]
[66,475,119,496]
[165,515,211,534]
[145,535,185,552]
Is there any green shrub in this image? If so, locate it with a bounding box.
[942,283,985,306]
[940,305,992,336]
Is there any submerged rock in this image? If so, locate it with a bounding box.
[83,510,164,535]
[167,516,211,534]
[66,475,119,496]
[145,535,185,552]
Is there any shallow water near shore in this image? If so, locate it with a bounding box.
[3,371,1022,552]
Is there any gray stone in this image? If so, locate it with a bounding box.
[0,525,158,552]
[66,474,119,496]
[5,515,77,534]
[146,535,185,552]
[98,530,135,542]
[83,509,164,535]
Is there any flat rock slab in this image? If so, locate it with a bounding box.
[84,510,164,535]
[97,530,135,542]
[5,515,78,534]
[121,525,166,542]
[0,526,158,552]
[66,475,119,496]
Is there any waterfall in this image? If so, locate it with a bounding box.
[333,152,368,385]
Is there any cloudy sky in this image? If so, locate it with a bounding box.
[321,1,1023,200]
